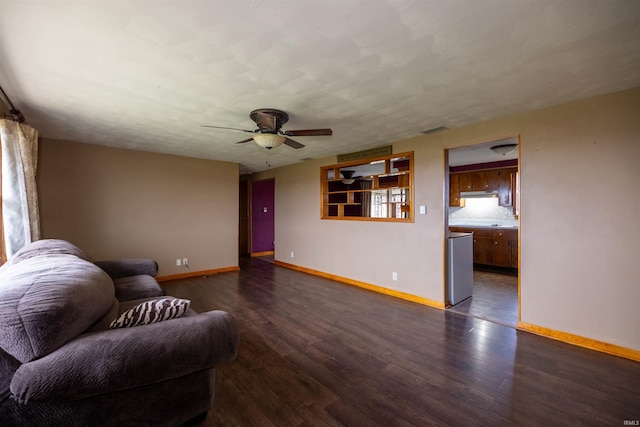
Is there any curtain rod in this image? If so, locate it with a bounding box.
[0,85,25,123]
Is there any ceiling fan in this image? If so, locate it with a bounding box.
[340,170,371,185]
[202,108,332,150]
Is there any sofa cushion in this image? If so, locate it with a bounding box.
[94,259,158,279]
[109,298,190,328]
[8,239,92,265]
[0,255,114,363]
[86,297,120,333]
[113,275,164,302]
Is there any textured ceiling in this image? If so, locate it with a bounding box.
[1,1,639,173]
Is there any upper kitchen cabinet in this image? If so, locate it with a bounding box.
[449,173,462,207]
[458,170,500,192]
[450,167,518,209]
[497,169,516,207]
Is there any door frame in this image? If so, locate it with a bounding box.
[443,135,521,324]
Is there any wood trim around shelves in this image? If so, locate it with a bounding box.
[156,266,240,282]
[517,321,640,362]
[274,260,445,310]
[321,151,414,222]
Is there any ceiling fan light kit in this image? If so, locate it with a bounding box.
[253,133,285,150]
[490,144,518,155]
[341,170,356,184]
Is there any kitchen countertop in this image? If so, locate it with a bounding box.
[448,220,518,230]
[450,224,518,230]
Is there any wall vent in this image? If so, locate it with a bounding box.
[421,125,448,135]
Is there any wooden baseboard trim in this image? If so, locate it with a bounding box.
[156,266,240,282]
[517,321,640,362]
[274,260,445,309]
[251,251,275,257]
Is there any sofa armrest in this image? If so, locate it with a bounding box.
[10,310,239,404]
[94,259,158,279]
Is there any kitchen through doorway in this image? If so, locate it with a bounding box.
[445,136,520,328]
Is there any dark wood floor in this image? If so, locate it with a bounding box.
[448,269,518,328]
[162,257,640,426]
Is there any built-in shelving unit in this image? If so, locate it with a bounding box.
[321,151,413,221]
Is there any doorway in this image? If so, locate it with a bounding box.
[239,178,250,256]
[250,178,276,257]
[445,136,520,328]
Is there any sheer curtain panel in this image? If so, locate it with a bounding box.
[1,119,40,260]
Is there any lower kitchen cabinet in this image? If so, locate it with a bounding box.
[469,228,493,265]
[450,227,518,268]
[492,229,517,267]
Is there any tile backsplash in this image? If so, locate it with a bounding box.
[449,197,515,221]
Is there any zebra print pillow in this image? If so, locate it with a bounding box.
[109,298,191,329]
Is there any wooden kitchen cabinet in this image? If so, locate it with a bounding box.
[497,169,515,207]
[457,171,479,191]
[449,173,461,207]
[457,172,472,192]
[470,171,485,190]
[472,229,494,265]
[449,226,518,268]
[449,167,517,208]
[457,170,501,192]
[481,170,501,191]
[492,229,516,267]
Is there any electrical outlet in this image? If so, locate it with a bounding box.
[182,258,188,268]
[392,272,398,281]
[176,259,181,266]
[291,251,294,258]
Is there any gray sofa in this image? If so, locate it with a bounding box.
[0,239,239,426]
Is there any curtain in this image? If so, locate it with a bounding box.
[1,119,39,260]
[360,179,372,217]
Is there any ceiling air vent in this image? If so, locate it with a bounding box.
[421,125,448,135]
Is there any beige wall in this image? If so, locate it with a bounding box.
[38,139,239,276]
[255,87,640,351]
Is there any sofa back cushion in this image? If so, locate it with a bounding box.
[0,255,114,363]
[8,239,92,265]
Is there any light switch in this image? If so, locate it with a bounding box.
[420,205,426,215]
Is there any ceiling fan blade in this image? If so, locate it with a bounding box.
[283,128,333,137]
[283,138,305,149]
[201,125,254,133]
[255,111,277,131]
[235,138,255,144]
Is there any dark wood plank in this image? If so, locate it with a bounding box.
[161,257,640,426]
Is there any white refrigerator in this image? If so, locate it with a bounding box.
[447,232,474,305]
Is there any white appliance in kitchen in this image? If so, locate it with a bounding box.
[447,232,474,305]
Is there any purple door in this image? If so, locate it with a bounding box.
[251,179,275,254]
